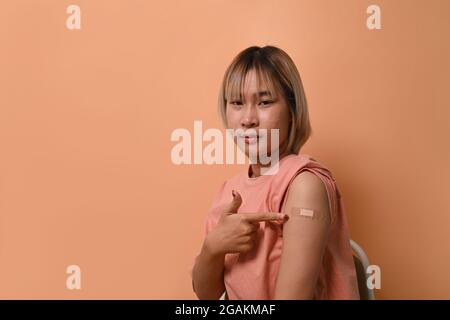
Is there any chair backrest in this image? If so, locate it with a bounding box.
[350,239,375,300]
[218,239,375,300]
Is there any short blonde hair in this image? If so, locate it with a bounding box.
[218,46,312,154]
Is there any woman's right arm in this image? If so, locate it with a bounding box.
[191,189,286,299]
[191,183,229,300]
[191,236,226,300]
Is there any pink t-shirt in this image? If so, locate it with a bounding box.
[193,153,360,300]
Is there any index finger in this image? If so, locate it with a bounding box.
[241,212,286,222]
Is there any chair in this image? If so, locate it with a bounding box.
[350,239,375,300]
[218,239,374,300]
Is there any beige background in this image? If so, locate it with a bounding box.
[0,0,449,299]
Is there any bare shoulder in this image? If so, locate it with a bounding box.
[288,171,328,200]
[284,170,331,223]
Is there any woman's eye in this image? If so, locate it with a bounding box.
[230,101,243,106]
[259,100,273,106]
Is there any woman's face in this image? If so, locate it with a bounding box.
[225,69,291,161]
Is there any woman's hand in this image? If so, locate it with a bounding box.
[204,190,289,257]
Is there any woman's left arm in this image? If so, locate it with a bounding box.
[273,170,332,299]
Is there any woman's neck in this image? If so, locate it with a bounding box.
[249,151,292,178]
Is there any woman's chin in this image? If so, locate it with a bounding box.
[244,146,278,163]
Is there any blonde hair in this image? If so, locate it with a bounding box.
[217,46,312,154]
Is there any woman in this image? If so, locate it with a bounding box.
[191,46,359,300]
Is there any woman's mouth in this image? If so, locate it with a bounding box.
[244,135,259,144]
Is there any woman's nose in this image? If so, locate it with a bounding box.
[240,106,259,128]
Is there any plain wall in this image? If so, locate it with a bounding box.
[0,0,449,298]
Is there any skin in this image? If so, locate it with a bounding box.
[273,171,331,299]
[225,68,292,177]
[193,68,332,300]
[225,68,332,299]
[205,191,289,256]
[194,191,288,300]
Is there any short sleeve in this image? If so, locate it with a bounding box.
[204,180,227,235]
[190,180,227,281]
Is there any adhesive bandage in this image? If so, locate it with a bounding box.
[291,207,321,220]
